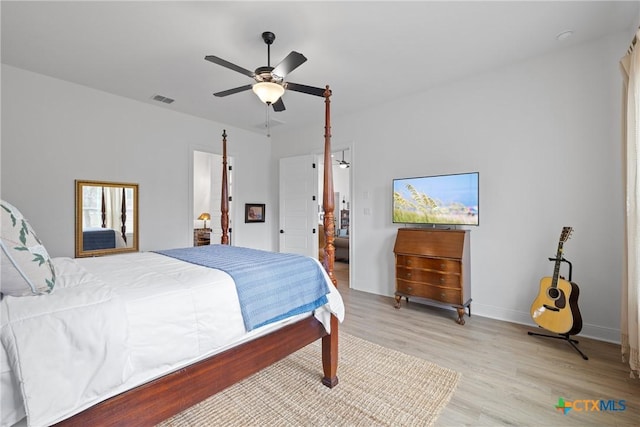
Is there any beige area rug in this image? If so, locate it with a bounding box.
[158,333,460,427]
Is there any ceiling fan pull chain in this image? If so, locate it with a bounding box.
[265,106,271,138]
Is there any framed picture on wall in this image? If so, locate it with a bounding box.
[245,203,265,223]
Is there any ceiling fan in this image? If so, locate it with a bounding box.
[205,31,326,111]
[336,150,350,169]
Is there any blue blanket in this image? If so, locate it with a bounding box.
[154,245,329,331]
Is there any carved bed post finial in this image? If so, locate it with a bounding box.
[322,85,336,285]
[221,130,230,245]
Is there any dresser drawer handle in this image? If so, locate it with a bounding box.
[440,277,445,284]
[440,263,446,269]
[440,292,446,298]
[406,259,412,265]
[406,272,412,278]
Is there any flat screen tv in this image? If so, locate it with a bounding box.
[393,172,479,226]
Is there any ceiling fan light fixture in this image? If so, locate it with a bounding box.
[338,150,350,168]
[252,81,285,104]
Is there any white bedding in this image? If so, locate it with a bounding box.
[0,252,344,427]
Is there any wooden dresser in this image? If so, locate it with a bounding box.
[393,228,471,324]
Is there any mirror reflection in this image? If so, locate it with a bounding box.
[75,180,139,257]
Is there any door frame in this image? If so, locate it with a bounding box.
[189,145,234,246]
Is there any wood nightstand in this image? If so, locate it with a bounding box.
[193,228,211,246]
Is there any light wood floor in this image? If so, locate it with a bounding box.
[332,262,640,426]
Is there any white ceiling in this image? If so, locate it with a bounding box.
[2,1,638,136]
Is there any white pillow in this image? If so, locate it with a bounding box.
[0,200,55,297]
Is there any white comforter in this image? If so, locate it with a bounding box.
[0,252,344,427]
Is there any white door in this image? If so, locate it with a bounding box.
[279,155,318,256]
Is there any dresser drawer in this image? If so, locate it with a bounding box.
[396,255,461,274]
[396,280,462,305]
[396,266,461,287]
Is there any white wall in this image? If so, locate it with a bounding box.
[272,32,628,343]
[1,65,276,256]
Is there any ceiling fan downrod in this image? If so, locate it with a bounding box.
[262,31,276,67]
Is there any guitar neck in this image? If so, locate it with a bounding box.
[551,243,565,287]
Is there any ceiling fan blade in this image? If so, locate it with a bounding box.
[285,82,326,97]
[272,98,286,112]
[205,55,255,78]
[214,84,252,97]
[272,51,307,78]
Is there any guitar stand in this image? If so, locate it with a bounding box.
[527,257,589,360]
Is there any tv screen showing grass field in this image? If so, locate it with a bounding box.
[393,173,479,226]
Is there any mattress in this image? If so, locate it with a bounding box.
[1,251,344,427]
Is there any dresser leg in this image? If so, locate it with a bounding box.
[394,295,402,309]
[455,307,466,325]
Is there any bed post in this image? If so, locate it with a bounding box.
[101,188,106,228]
[322,85,337,286]
[120,187,127,243]
[221,129,230,245]
[321,85,339,388]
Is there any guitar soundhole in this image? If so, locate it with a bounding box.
[547,288,560,300]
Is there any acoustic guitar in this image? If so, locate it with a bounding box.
[530,227,582,335]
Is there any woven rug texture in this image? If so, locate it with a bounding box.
[158,333,461,426]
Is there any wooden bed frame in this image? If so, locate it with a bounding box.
[56,86,338,426]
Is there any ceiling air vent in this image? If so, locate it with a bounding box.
[151,94,175,104]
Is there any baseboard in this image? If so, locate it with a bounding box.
[472,302,621,344]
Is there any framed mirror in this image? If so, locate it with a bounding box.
[75,180,139,258]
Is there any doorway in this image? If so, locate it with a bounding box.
[317,148,351,287]
[193,150,233,245]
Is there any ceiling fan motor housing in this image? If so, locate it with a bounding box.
[254,66,281,83]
